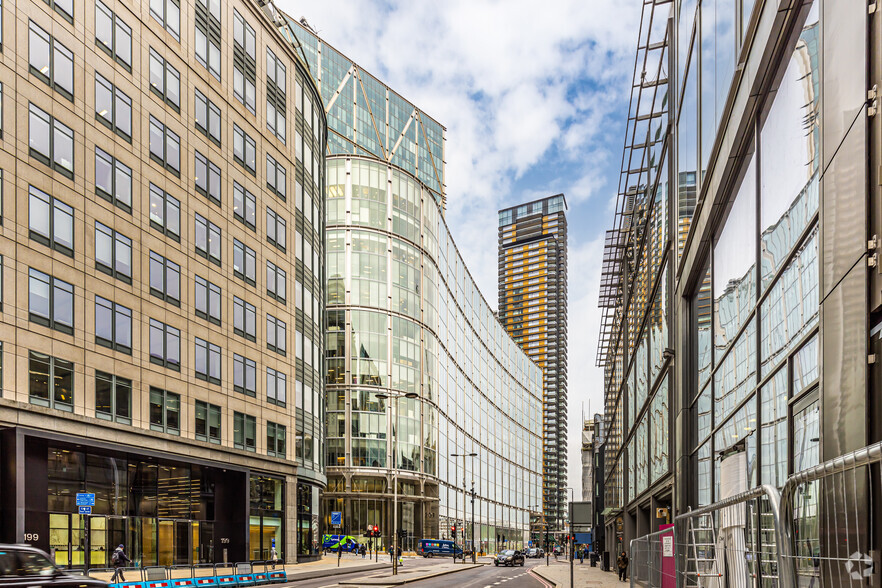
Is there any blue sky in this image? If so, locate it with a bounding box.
[277,0,643,500]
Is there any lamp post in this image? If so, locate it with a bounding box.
[451,452,478,563]
[566,487,575,588]
[376,391,418,576]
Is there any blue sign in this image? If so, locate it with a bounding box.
[331,511,342,526]
[78,506,92,515]
[76,493,95,506]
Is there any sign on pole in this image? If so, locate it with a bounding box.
[78,506,92,515]
[331,511,342,526]
[76,493,95,507]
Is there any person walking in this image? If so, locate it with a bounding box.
[269,545,278,569]
[111,544,131,583]
[617,551,629,581]
[579,546,584,564]
[396,546,403,567]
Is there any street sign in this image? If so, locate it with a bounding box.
[331,511,342,526]
[78,506,92,515]
[76,493,95,506]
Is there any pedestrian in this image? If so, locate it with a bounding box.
[617,551,629,581]
[397,546,403,567]
[579,547,584,564]
[270,545,278,569]
[110,544,131,583]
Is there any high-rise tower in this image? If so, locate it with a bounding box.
[498,195,568,534]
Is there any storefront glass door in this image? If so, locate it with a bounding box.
[48,514,85,568]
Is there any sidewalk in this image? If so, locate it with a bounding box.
[338,560,484,585]
[530,560,624,587]
[278,554,390,582]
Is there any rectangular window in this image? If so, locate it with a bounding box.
[266,314,286,356]
[195,0,221,80]
[233,411,256,451]
[149,319,180,370]
[266,367,286,406]
[29,21,74,100]
[266,153,287,200]
[233,239,256,285]
[195,400,221,443]
[149,387,180,434]
[233,296,256,341]
[232,182,256,230]
[150,0,180,41]
[28,185,73,256]
[149,48,180,109]
[95,371,131,424]
[233,353,256,396]
[95,296,132,354]
[149,184,181,240]
[232,10,256,113]
[96,0,132,69]
[95,222,132,283]
[194,150,222,206]
[266,261,286,303]
[195,337,221,384]
[29,103,74,179]
[266,207,286,252]
[194,275,222,325]
[44,0,73,24]
[29,351,73,411]
[95,148,132,212]
[233,124,256,174]
[195,213,222,265]
[28,269,73,335]
[267,421,286,457]
[194,89,221,145]
[149,115,180,174]
[266,48,286,143]
[149,251,181,305]
[95,73,132,141]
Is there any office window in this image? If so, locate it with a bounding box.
[149,48,180,109]
[266,314,286,356]
[149,251,181,305]
[194,275,221,325]
[29,21,74,100]
[149,387,180,434]
[195,214,221,265]
[95,73,132,141]
[96,0,132,69]
[194,150,221,206]
[194,89,221,145]
[266,261,286,303]
[95,296,132,354]
[266,48,286,143]
[233,182,256,230]
[29,352,73,411]
[195,0,221,80]
[266,154,286,200]
[195,400,221,443]
[43,0,72,24]
[149,184,180,240]
[266,367,286,406]
[149,319,180,370]
[195,338,221,384]
[233,239,256,285]
[149,115,180,174]
[232,10,256,113]
[233,296,256,341]
[28,269,73,335]
[233,412,256,451]
[95,371,131,424]
[266,207,286,252]
[267,421,286,457]
[233,124,256,174]
[29,186,73,256]
[95,222,132,283]
[95,148,132,212]
[29,104,74,179]
[150,0,180,41]
[233,353,256,396]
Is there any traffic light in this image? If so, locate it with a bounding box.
[373,525,379,537]
[451,524,457,539]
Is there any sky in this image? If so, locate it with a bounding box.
[276,0,643,501]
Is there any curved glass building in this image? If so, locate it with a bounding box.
[322,155,543,552]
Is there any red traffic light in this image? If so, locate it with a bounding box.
[373,525,379,533]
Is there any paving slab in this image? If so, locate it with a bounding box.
[530,561,624,588]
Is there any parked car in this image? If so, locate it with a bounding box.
[526,548,539,558]
[0,544,108,588]
[494,549,525,567]
[536,548,545,558]
[417,540,463,558]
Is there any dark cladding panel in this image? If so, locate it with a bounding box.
[214,469,248,563]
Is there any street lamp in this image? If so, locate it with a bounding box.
[376,390,419,576]
[451,452,478,563]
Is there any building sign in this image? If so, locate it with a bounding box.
[662,535,673,557]
[76,493,95,506]
[331,511,342,526]
[78,506,92,515]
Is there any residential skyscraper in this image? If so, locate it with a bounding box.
[498,195,568,534]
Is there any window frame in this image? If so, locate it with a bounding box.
[149,115,181,175]
[194,88,221,146]
[28,268,74,335]
[148,183,181,240]
[149,318,181,370]
[232,9,256,114]
[29,103,74,179]
[149,0,180,42]
[233,124,256,174]
[29,351,73,411]
[233,238,256,286]
[28,185,74,256]
[266,153,287,201]
[233,296,256,341]
[266,314,286,356]
[149,250,181,306]
[95,370,132,424]
[232,182,256,230]
[149,47,180,110]
[233,411,256,451]
[233,353,257,396]
[266,367,286,407]
[194,0,221,81]
[195,150,222,206]
[266,207,287,253]
[266,421,286,457]
[29,20,74,101]
[195,213,222,266]
[194,275,222,325]
[94,295,133,354]
[94,221,133,284]
[95,147,133,212]
[195,399,221,443]
[96,0,132,70]
[195,337,221,385]
[149,386,181,435]
[266,260,286,304]
[95,72,132,142]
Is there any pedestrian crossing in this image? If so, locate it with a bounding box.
[482,571,531,587]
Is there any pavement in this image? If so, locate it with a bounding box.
[529,559,624,587]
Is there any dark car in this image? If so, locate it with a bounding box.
[0,544,108,588]
[526,548,539,558]
[494,549,525,567]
